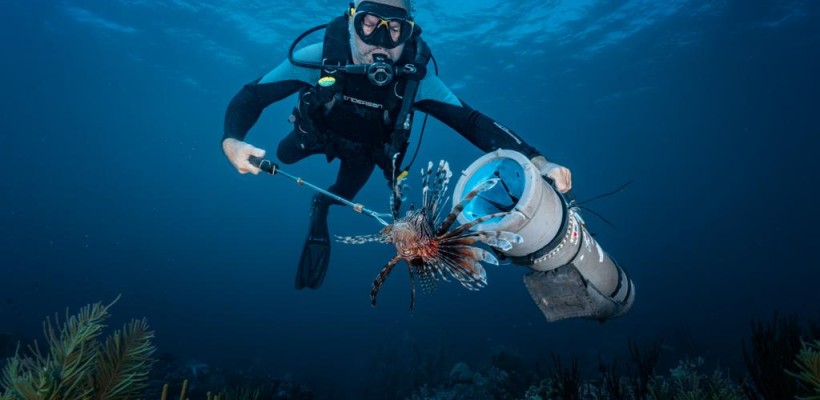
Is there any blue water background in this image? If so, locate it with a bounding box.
[1,0,818,397]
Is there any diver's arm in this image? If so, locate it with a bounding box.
[415,98,541,158]
[222,44,323,174]
[413,75,572,192]
[222,78,307,142]
[412,74,540,157]
[223,42,323,142]
[222,78,306,174]
[417,99,572,192]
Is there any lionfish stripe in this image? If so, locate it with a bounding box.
[421,161,433,209]
[440,245,498,266]
[371,256,401,306]
[443,230,518,252]
[432,161,450,216]
[437,250,487,287]
[441,211,509,239]
[427,261,451,282]
[424,160,451,219]
[436,179,499,235]
[440,236,480,246]
[433,195,452,226]
[438,247,489,277]
[439,260,473,285]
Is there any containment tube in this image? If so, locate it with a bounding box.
[452,149,635,322]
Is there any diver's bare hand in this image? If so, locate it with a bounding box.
[222,138,266,175]
[531,155,572,193]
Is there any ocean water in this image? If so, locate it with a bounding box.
[1,0,818,398]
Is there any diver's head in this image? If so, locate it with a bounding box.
[349,0,414,65]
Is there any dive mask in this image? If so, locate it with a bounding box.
[350,1,415,49]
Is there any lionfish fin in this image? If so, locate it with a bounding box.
[371,256,401,306]
[435,246,488,290]
[422,160,451,225]
[408,263,417,311]
[436,178,498,236]
[417,264,439,295]
[336,234,386,245]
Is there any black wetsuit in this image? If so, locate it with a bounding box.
[223,43,541,204]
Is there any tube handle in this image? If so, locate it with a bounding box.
[248,155,278,175]
[543,176,575,206]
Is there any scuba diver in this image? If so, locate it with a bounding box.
[221,0,572,290]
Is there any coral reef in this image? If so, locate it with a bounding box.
[0,297,155,400]
[408,340,747,400]
[406,314,820,400]
[742,313,819,399]
[3,301,818,400]
[448,362,473,385]
[152,376,312,400]
[359,339,452,399]
[0,299,314,400]
[646,356,744,400]
[787,339,820,400]
[407,348,542,400]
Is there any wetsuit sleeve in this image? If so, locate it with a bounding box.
[415,99,542,159]
[413,75,542,159]
[222,78,307,142]
[222,43,323,142]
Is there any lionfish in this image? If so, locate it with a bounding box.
[337,160,522,310]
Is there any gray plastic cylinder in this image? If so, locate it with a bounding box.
[452,149,635,322]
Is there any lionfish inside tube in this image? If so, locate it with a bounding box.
[336,160,524,310]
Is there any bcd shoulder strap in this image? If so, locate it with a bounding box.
[317,15,351,103]
[386,33,432,170]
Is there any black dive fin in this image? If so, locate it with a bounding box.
[295,236,330,290]
[296,194,331,290]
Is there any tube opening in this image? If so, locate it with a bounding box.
[460,158,525,224]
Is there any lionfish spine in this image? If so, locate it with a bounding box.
[439,245,498,266]
[434,246,487,288]
[440,211,509,240]
[431,160,450,218]
[421,161,434,210]
[422,160,451,221]
[335,234,385,245]
[436,178,498,236]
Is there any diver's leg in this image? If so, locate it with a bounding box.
[296,154,376,289]
[276,128,324,165]
[326,153,377,202]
